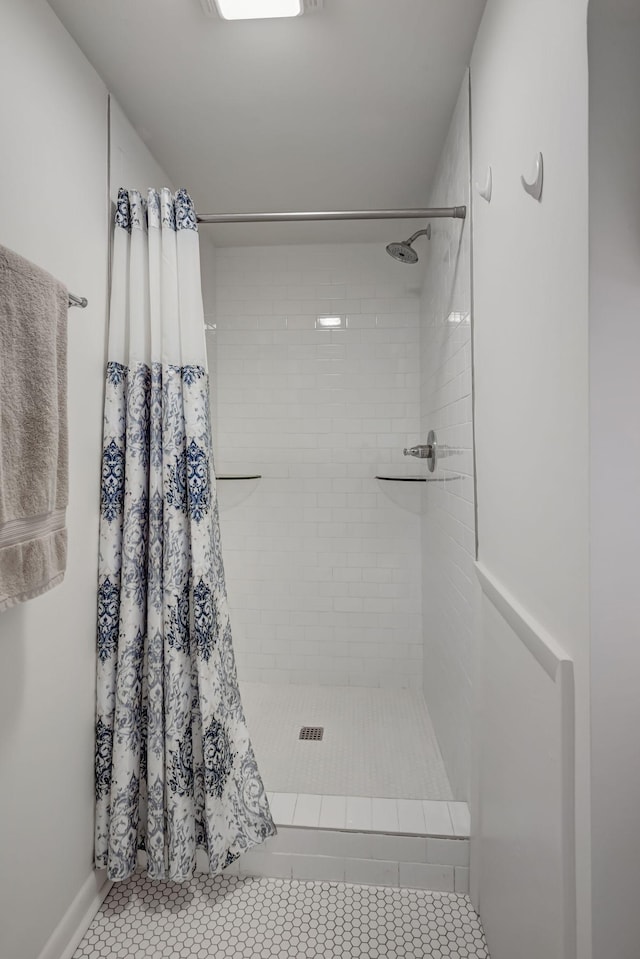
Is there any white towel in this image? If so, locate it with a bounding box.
[0,244,68,610]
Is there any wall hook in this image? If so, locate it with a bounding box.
[521,152,543,201]
[476,166,492,203]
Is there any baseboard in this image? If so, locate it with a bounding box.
[36,870,112,959]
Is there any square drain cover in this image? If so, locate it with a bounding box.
[299,726,324,741]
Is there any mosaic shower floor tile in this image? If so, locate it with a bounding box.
[73,873,489,958]
[241,682,453,799]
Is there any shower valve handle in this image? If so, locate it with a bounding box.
[403,445,432,459]
[403,431,438,473]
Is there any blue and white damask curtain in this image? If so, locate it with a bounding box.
[95,187,275,882]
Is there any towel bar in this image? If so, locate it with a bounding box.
[68,293,88,308]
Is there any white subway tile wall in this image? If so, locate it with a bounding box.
[419,78,475,799]
[207,243,423,687]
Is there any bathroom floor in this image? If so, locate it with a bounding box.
[73,873,489,959]
[240,683,453,800]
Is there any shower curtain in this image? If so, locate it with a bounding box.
[95,187,275,882]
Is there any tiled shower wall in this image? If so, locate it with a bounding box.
[206,243,423,687]
[419,77,474,799]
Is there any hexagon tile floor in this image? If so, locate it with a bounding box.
[72,873,490,958]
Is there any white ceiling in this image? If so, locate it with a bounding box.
[47,0,485,245]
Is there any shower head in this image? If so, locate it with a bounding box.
[385,224,431,264]
[386,240,419,264]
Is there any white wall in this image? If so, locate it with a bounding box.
[0,3,108,957]
[589,7,640,958]
[0,5,172,958]
[209,244,423,688]
[419,77,473,801]
[109,98,173,202]
[470,2,590,958]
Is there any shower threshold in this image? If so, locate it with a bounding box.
[230,791,470,892]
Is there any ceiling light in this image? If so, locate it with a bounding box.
[213,0,303,19]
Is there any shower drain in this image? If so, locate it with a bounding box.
[299,726,324,741]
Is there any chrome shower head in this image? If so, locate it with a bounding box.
[385,224,431,264]
[386,240,419,264]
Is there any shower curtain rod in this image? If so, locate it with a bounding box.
[196,206,466,224]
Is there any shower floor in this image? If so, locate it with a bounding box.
[240,683,453,800]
